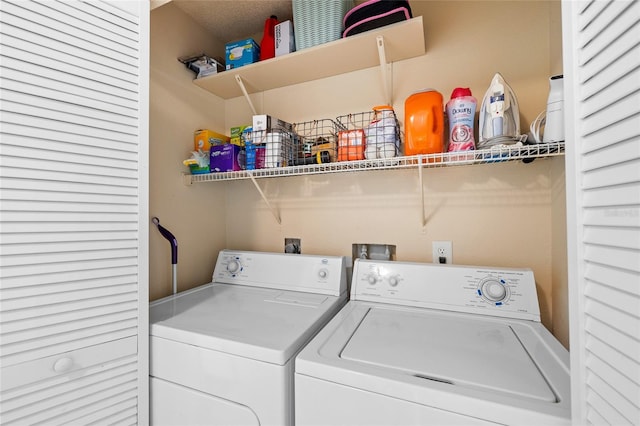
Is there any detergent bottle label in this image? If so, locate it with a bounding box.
[446,95,477,152]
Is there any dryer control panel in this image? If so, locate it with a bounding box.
[213,250,347,296]
[352,259,540,322]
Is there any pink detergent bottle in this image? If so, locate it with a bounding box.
[446,87,477,152]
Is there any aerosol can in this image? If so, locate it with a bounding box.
[478,73,522,147]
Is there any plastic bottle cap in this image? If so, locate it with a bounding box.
[451,87,472,99]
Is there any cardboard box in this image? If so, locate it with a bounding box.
[275,20,296,57]
[252,114,293,132]
[194,129,229,152]
[225,38,259,70]
[209,144,244,172]
[338,129,365,161]
[230,125,250,147]
[245,143,266,170]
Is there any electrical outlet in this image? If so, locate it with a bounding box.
[284,238,301,254]
[432,241,453,264]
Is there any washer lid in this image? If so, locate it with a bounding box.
[340,307,556,402]
[150,283,343,365]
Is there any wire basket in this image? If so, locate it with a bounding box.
[244,129,295,169]
[292,0,354,50]
[292,119,342,165]
[336,107,401,161]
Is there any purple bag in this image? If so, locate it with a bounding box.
[343,0,412,38]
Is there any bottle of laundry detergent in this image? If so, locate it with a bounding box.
[260,15,278,61]
[446,87,477,152]
[404,89,444,156]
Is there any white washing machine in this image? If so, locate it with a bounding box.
[295,259,571,425]
[150,250,347,426]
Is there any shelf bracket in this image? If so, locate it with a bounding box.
[235,74,258,116]
[418,159,426,229]
[376,35,392,106]
[248,172,281,225]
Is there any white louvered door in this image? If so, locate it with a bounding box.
[562,0,640,424]
[0,0,149,424]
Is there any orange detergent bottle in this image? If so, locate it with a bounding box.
[404,89,444,156]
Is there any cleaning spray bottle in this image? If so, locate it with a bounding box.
[260,15,278,61]
[446,88,477,152]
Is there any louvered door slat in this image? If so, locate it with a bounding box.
[584,227,640,250]
[0,13,137,81]
[1,141,138,170]
[1,291,138,322]
[0,0,148,422]
[1,64,138,112]
[2,361,138,424]
[578,1,637,68]
[0,229,135,244]
[2,0,138,60]
[0,110,138,144]
[584,263,640,296]
[2,301,137,334]
[586,372,637,425]
[0,38,137,96]
[1,89,139,128]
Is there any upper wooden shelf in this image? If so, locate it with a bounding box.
[193,17,425,99]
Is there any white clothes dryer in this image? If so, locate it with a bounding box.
[295,259,571,426]
[150,250,347,426]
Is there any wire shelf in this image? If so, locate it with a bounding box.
[186,141,565,183]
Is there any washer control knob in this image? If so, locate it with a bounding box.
[227,259,241,274]
[368,275,378,285]
[318,268,328,279]
[481,279,507,301]
[388,276,399,287]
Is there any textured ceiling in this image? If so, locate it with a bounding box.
[171,0,294,42]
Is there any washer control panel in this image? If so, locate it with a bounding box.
[353,259,540,321]
[213,250,347,296]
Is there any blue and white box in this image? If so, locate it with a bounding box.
[225,38,260,70]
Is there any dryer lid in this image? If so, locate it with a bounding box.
[150,283,343,365]
[340,307,556,402]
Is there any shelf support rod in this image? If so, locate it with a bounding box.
[248,172,281,225]
[235,74,258,115]
[418,159,426,228]
[376,35,392,105]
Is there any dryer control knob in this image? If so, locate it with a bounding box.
[227,259,241,274]
[368,275,378,285]
[318,268,328,279]
[481,279,507,301]
[388,276,399,287]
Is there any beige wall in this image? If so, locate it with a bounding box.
[150,1,569,348]
[150,3,227,300]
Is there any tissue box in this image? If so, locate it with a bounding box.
[210,144,244,172]
[275,20,295,56]
[194,129,229,151]
[225,38,259,70]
